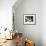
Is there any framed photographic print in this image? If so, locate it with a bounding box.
[24,14,36,25]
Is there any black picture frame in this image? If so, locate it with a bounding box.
[24,14,36,25]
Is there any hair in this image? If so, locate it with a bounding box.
[34,43,35,46]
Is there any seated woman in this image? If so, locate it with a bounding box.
[15,33,23,46]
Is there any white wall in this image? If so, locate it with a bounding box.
[41,0,46,46]
[13,0,41,46]
[0,0,16,29]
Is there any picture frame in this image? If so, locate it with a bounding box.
[24,14,36,25]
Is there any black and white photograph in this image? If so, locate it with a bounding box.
[24,14,36,24]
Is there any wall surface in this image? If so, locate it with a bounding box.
[13,0,41,46]
[41,0,46,46]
